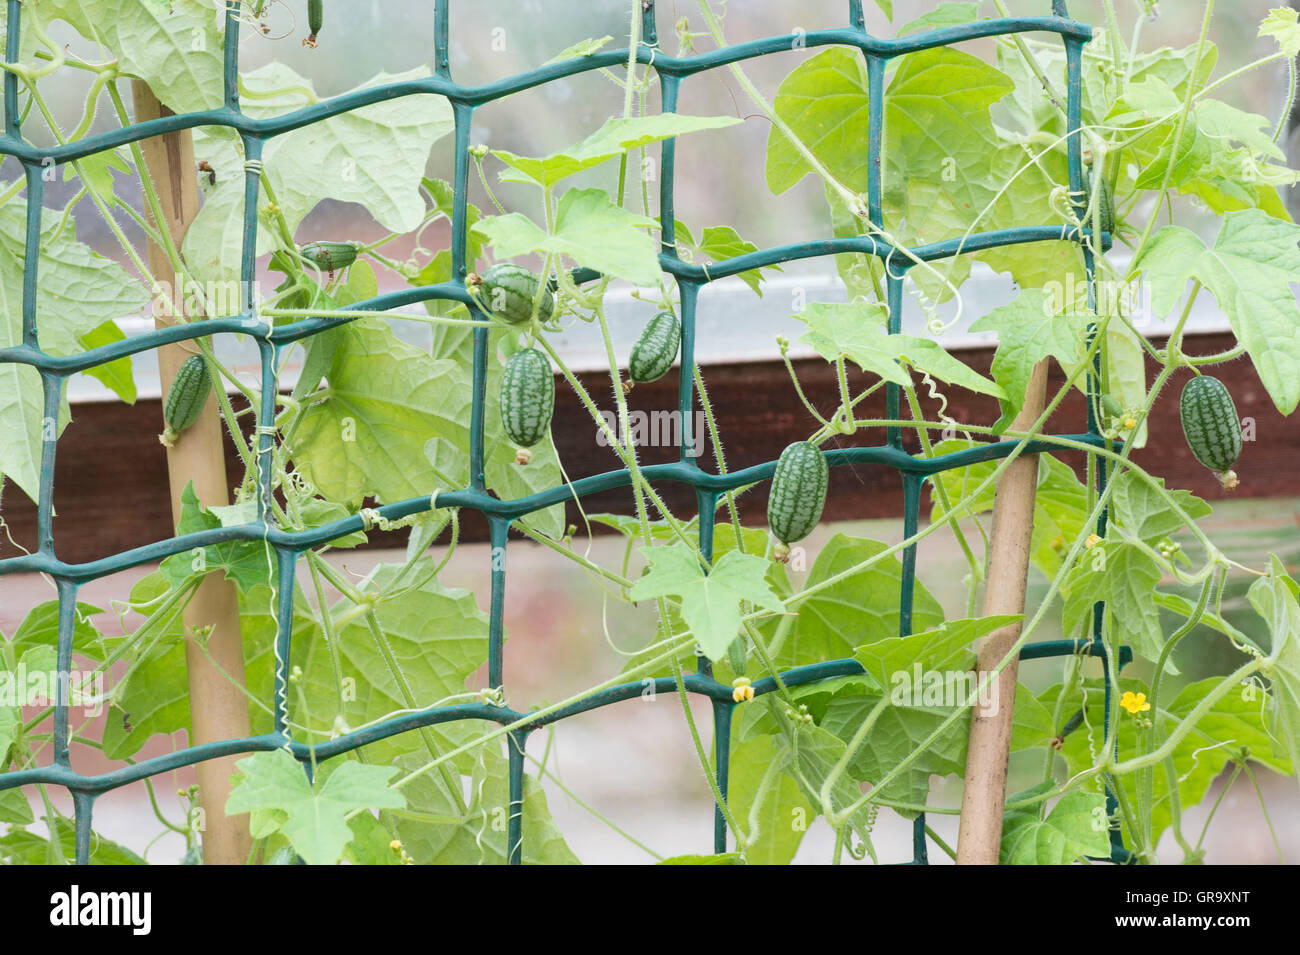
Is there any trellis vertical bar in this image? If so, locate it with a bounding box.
[21,166,42,346]
[487,518,510,691]
[3,0,20,139]
[72,791,95,866]
[273,547,299,738]
[641,1,658,48]
[849,0,865,30]
[36,374,61,555]
[696,490,717,563]
[900,475,927,863]
[507,729,529,865]
[677,281,702,468]
[911,815,928,864]
[52,578,80,765]
[434,0,452,80]
[713,701,733,854]
[224,1,242,111]
[240,137,265,309]
[681,280,710,680]
[658,74,681,255]
[453,100,491,492]
[885,274,905,449]
[898,475,922,638]
[256,340,279,516]
[864,55,885,227]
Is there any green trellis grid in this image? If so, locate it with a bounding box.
[0,0,1136,865]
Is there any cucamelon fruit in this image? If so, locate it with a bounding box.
[474,263,554,325]
[1085,176,1115,234]
[1180,375,1241,489]
[300,240,357,273]
[767,441,829,552]
[628,311,680,385]
[305,0,323,46]
[160,355,211,448]
[500,347,555,460]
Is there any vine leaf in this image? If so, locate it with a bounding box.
[1135,212,1300,414]
[628,542,784,662]
[1249,557,1300,790]
[294,560,490,764]
[63,150,133,209]
[898,2,981,35]
[159,483,276,596]
[969,289,1088,433]
[1108,470,1210,543]
[0,818,144,864]
[1000,790,1111,865]
[1259,7,1300,57]
[0,200,147,501]
[1049,673,1293,846]
[726,734,814,865]
[394,741,579,864]
[39,0,224,112]
[853,615,1017,690]
[544,35,615,64]
[765,47,872,195]
[768,534,944,670]
[473,187,660,284]
[493,114,740,189]
[227,749,405,866]
[796,302,1004,396]
[102,574,285,760]
[76,319,137,404]
[675,223,782,297]
[185,64,453,292]
[293,317,471,506]
[930,438,1090,579]
[807,617,1025,809]
[1061,540,1166,663]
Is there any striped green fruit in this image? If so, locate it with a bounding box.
[767,441,829,546]
[300,240,357,272]
[629,311,680,383]
[479,263,555,325]
[1180,375,1241,488]
[1085,176,1115,234]
[161,355,211,447]
[500,347,555,451]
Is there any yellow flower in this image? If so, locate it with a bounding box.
[1120,691,1151,715]
[1085,533,1102,549]
[732,677,754,703]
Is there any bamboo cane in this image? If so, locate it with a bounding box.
[955,359,1048,864]
[132,81,252,865]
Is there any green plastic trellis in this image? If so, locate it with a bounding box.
[0,0,1135,865]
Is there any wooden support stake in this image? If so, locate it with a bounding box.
[133,81,252,865]
[955,359,1048,865]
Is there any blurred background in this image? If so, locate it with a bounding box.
[1,0,1298,863]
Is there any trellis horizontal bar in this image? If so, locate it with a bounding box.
[0,434,1114,580]
[0,633,1103,798]
[0,217,1111,372]
[0,17,1090,167]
